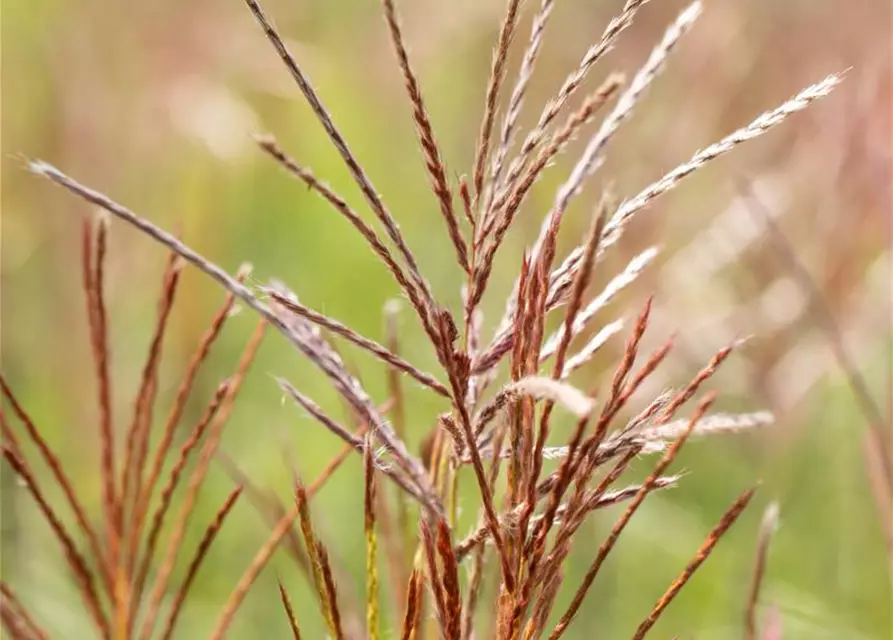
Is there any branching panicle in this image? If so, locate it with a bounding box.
[10,0,844,637]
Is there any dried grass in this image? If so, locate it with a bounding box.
[4,0,847,637]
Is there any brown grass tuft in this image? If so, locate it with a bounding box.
[10,0,847,636]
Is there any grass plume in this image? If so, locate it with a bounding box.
[3,0,852,637]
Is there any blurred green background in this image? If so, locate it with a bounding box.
[2,0,891,637]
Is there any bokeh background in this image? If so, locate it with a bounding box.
[2,0,891,638]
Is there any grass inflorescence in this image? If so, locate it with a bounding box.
[2,0,850,637]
